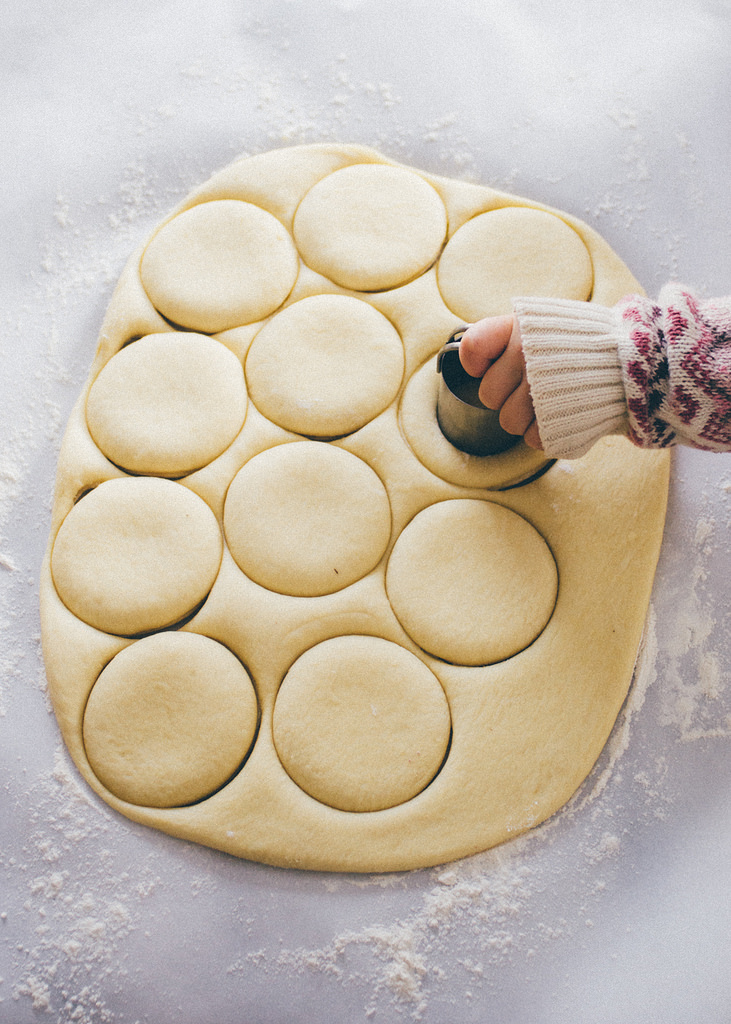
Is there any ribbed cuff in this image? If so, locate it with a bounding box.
[515,297,628,460]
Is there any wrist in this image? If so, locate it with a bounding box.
[514,297,628,459]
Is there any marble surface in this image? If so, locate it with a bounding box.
[1,1,730,1021]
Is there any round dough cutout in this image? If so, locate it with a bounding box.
[273,636,451,813]
[83,632,258,808]
[86,332,247,477]
[139,200,299,333]
[224,441,391,597]
[386,499,557,665]
[51,478,222,636]
[293,164,447,291]
[245,294,403,437]
[437,206,593,321]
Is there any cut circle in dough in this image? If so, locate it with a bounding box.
[400,357,548,490]
[223,441,392,597]
[139,199,299,333]
[85,332,247,477]
[245,294,404,438]
[83,632,258,808]
[272,635,451,813]
[386,499,558,666]
[51,477,222,636]
[437,206,594,321]
[293,164,447,291]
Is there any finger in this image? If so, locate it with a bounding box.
[524,420,543,449]
[498,379,535,436]
[458,315,514,378]
[478,349,525,411]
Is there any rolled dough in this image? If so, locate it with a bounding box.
[385,499,558,666]
[437,205,594,321]
[244,293,404,437]
[85,331,247,477]
[272,635,451,813]
[40,144,669,872]
[50,476,223,636]
[223,440,392,597]
[140,199,299,332]
[292,162,447,290]
[83,631,258,808]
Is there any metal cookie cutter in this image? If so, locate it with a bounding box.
[436,327,519,457]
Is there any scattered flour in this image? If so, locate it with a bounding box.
[657,510,731,742]
[226,613,680,1018]
[5,749,146,1022]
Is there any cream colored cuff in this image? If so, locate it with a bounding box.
[515,297,628,460]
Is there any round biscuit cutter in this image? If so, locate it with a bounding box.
[436,327,519,456]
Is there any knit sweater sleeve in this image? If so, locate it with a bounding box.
[515,286,731,460]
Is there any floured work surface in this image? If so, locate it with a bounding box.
[40,144,670,872]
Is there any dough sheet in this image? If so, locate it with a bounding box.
[41,144,669,872]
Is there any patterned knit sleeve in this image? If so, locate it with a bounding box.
[617,285,731,451]
[516,286,731,459]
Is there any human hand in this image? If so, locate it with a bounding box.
[459,315,542,449]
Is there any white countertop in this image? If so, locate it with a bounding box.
[2,2,730,1021]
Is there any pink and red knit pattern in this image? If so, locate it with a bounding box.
[619,286,731,451]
